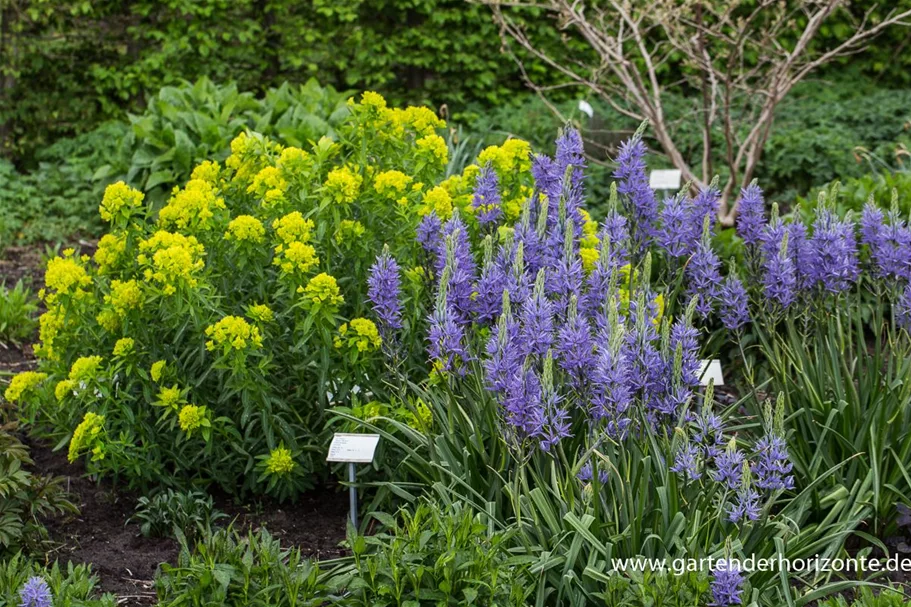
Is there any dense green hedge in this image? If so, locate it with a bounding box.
[2,0,910,164]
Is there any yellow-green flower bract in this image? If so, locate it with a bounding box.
[178,404,207,434]
[112,337,135,357]
[225,215,265,243]
[335,318,382,352]
[299,273,343,308]
[99,181,144,223]
[69,356,103,381]
[205,316,263,351]
[68,412,104,463]
[4,371,47,403]
[265,446,295,476]
[324,166,362,204]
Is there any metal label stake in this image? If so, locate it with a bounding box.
[327,433,380,528]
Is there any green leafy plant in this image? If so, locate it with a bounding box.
[0,552,115,607]
[155,527,334,607]
[819,587,911,607]
[0,281,38,345]
[751,283,911,535]
[99,78,351,201]
[341,501,532,606]
[129,489,226,541]
[0,427,75,554]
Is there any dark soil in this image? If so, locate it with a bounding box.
[0,243,48,288]
[28,440,349,604]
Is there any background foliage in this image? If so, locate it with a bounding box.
[3,0,911,167]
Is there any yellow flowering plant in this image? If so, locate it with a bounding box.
[11,91,537,501]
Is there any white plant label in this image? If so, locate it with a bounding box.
[578,99,594,118]
[327,433,380,463]
[649,169,682,190]
[698,359,725,386]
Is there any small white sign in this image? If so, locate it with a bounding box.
[327,433,380,463]
[578,99,594,118]
[698,359,725,386]
[649,169,682,190]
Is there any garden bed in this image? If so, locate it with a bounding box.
[28,439,349,603]
[2,241,350,603]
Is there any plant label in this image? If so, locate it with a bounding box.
[327,433,380,463]
[649,169,682,190]
[698,359,725,386]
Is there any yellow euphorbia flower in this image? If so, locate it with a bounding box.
[68,412,104,463]
[3,371,47,403]
[225,215,265,244]
[205,316,263,352]
[100,181,144,223]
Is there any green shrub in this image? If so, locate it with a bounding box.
[7,92,532,500]
[155,528,334,607]
[797,171,911,223]
[129,489,226,541]
[0,553,115,607]
[0,281,38,346]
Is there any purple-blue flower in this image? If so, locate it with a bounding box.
[540,390,572,452]
[473,254,508,325]
[691,185,720,238]
[531,154,561,205]
[614,137,658,248]
[670,319,701,388]
[861,204,911,281]
[802,210,859,294]
[19,576,52,607]
[671,441,702,481]
[686,237,723,319]
[471,164,502,226]
[717,275,750,331]
[416,212,442,254]
[519,274,556,357]
[752,434,794,491]
[712,447,745,490]
[601,211,630,266]
[501,367,545,440]
[729,484,761,524]
[710,560,745,606]
[434,216,478,324]
[556,300,596,389]
[693,411,725,460]
[760,225,798,310]
[427,297,469,375]
[367,249,403,338]
[591,337,633,434]
[657,193,694,258]
[898,283,911,331]
[736,183,766,247]
[577,462,609,484]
